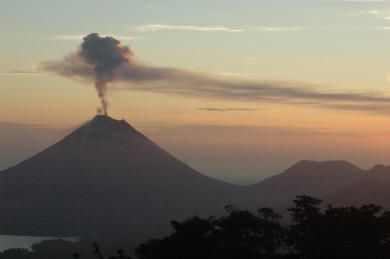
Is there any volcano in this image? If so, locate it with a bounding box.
[0,115,242,237]
[3,115,390,240]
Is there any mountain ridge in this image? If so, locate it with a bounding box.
[0,115,241,237]
[1,115,390,239]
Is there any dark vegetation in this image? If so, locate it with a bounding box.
[2,195,390,259]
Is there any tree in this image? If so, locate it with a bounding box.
[136,206,285,259]
[287,195,323,258]
[136,216,215,259]
[0,248,37,259]
[7,195,390,259]
[287,196,390,259]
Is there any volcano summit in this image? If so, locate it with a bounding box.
[0,116,242,237]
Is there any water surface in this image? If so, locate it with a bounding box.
[0,235,76,251]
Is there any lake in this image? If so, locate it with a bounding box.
[0,235,77,251]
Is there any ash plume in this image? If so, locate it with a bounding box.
[79,33,132,115]
[41,33,390,114]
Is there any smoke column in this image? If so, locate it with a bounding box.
[40,33,390,114]
[79,33,132,115]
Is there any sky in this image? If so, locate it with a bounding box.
[2,0,390,184]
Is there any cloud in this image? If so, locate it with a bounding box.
[147,124,363,138]
[40,33,390,115]
[136,24,305,33]
[0,70,44,75]
[358,10,382,14]
[136,24,245,32]
[218,72,261,78]
[356,9,390,21]
[377,26,390,30]
[197,108,267,112]
[254,27,304,32]
[51,34,143,41]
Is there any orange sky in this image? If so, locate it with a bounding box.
[2,0,390,183]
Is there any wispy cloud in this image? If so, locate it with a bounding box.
[218,72,261,78]
[51,34,143,41]
[42,53,390,114]
[377,26,390,30]
[148,124,363,138]
[41,33,390,115]
[0,70,44,75]
[198,108,267,112]
[136,24,305,33]
[356,9,390,21]
[358,10,382,14]
[136,24,245,32]
[254,27,304,32]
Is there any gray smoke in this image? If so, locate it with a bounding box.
[80,33,132,115]
[41,33,390,114]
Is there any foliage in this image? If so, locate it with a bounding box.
[0,248,37,259]
[3,196,390,258]
[287,196,390,259]
[137,196,390,259]
[136,206,286,259]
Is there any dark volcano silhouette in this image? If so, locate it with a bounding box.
[2,115,390,239]
[0,116,242,237]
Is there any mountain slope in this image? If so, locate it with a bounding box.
[367,164,390,179]
[2,115,388,239]
[325,179,390,208]
[246,160,367,206]
[0,116,242,237]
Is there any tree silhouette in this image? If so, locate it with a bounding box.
[287,196,390,259]
[107,248,132,259]
[287,195,323,258]
[0,248,37,259]
[136,206,285,259]
[136,196,390,259]
[4,196,390,258]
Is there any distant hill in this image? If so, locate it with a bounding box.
[325,179,390,207]
[1,115,390,240]
[245,160,367,207]
[316,164,390,208]
[367,164,390,179]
